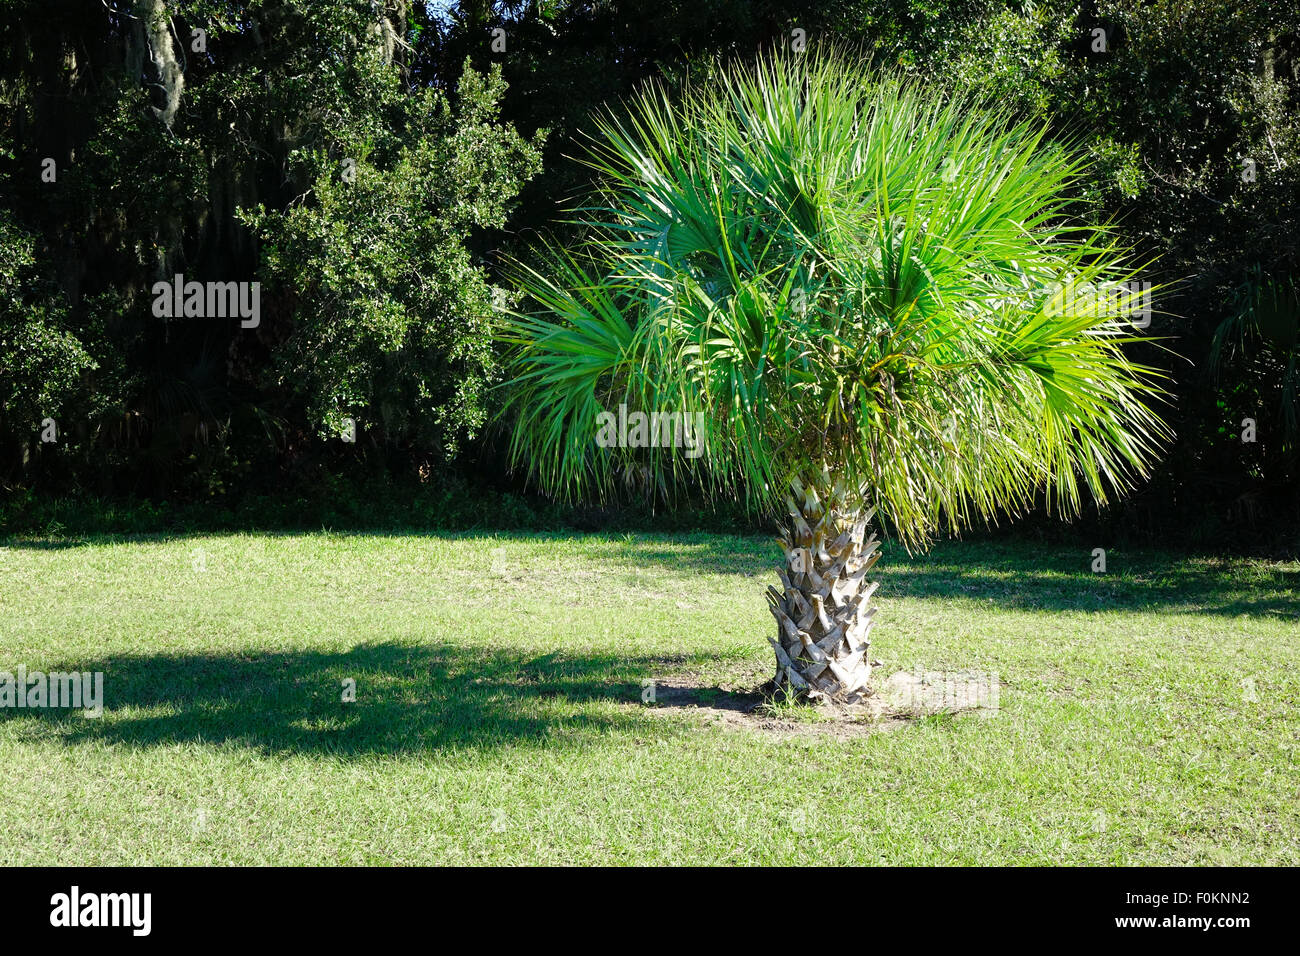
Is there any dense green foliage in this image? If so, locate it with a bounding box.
[498,52,1170,547]
[0,212,96,436]
[2,0,1298,547]
[1,0,541,495]
[245,65,543,453]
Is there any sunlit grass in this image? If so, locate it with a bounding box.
[0,532,1295,864]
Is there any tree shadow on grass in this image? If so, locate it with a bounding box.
[881,556,1299,619]
[4,530,1295,618]
[1,642,700,757]
[605,539,1298,617]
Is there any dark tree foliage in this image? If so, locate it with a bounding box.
[1,0,541,497]
[1,0,1297,546]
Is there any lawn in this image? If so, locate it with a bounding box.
[0,531,1296,865]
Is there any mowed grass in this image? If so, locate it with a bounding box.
[0,530,1296,865]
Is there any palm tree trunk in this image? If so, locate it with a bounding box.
[768,470,880,703]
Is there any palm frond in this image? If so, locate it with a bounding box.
[494,50,1172,547]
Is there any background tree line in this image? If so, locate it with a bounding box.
[1,0,1297,549]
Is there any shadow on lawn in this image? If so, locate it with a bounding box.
[882,556,1299,619]
[621,540,1297,617]
[3,642,696,756]
[5,530,1294,618]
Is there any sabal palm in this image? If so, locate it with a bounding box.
[495,51,1169,701]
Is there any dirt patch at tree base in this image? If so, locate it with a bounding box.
[644,670,1000,739]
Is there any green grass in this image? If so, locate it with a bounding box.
[1,532,1296,865]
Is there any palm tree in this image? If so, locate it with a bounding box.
[494,51,1170,702]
